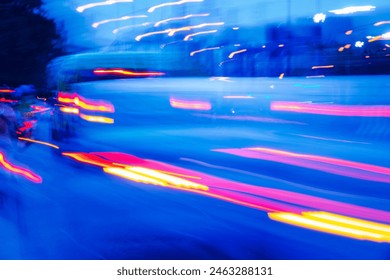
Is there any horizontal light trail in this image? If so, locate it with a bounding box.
[269,212,390,243]
[77,0,133,13]
[214,147,390,184]
[148,0,203,13]
[271,101,390,117]
[154,13,209,27]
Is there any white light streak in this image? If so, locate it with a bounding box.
[168,22,224,36]
[228,49,247,59]
[190,47,221,56]
[329,5,375,15]
[184,30,218,41]
[113,22,151,34]
[93,15,147,28]
[76,0,133,13]
[148,0,203,13]
[154,13,209,27]
[135,29,171,41]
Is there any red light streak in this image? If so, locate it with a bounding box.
[58,92,115,113]
[271,101,390,117]
[0,152,42,183]
[0,98,18,103]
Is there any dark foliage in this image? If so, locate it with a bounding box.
[0,0,64,87]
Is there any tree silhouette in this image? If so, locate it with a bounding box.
[0,0,64,88]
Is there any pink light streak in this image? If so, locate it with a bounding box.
[63,151,390,224]
[169,97,212,111]
[214,147,390,184]
[271,101,390,117]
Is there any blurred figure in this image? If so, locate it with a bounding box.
[0,103,17,150]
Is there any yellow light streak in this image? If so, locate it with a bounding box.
[269,212,390,243]
[60,106,79,114]
[79,113,114,124]
[104,167,167,186]
[127,166,208,191]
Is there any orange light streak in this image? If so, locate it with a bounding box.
[18,137,59,149]
[0,89,15,93]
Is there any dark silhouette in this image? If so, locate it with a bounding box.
[0,0,64,88]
